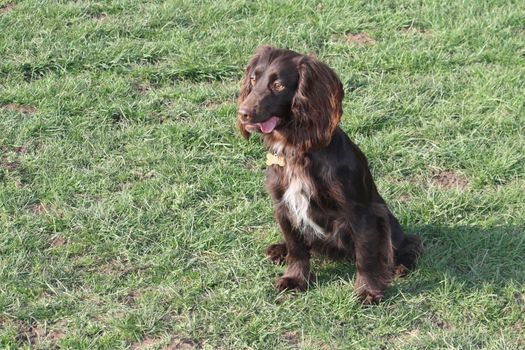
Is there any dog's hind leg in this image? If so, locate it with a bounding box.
[351,204,394,304]
[394,234,422,272]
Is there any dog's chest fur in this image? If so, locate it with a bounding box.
[270,164,326,238]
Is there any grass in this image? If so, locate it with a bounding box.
[1,0,524,349]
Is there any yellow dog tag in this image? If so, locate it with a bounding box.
[266,153,286,167]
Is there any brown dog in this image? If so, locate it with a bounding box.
[237,46,422,303]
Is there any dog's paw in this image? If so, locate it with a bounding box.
[275,276,307,292]
[393,264,409,278]
[359,290,384,305]
[355,281,385,305]
[265,243,287,265]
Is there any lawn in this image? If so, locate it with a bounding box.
[1,0,524,349]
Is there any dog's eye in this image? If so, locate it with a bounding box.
[273,82,285,92]
[250,76,256,85]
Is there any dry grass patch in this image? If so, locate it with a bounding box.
[2,103,37,114]
[432,170,469,190]
[165,336,199,350]
[0,2,15,14]
[27,203,52,215]
[345,32,375,46]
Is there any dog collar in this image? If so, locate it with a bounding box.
[266,153,285,167]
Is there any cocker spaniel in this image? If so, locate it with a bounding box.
[237,46,422,303]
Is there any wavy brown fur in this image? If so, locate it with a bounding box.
[237,46,422,303]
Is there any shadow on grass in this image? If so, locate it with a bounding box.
[397,224,524,296]
[311,224,525,298]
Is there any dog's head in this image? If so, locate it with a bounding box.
[237,46,344,151]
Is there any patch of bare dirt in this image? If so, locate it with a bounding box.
[51,237,66,247]
[16,323,46,345]
[131,337,162,350]
[2,103,37,114]
[432,170,469,190]
[49,329,66,341]
[97,258,150,278]
[122,289,143,306]
[98,258,130,276]
[13,146,28,154]
[427,311,452,330]
[2,144,33,156]
[282,331,301,347]
[86,10,107,21]
[1,149,27,186]
[345,32,375,46]
[0,3,15,14]
[15,320,67,346]
[160,115,174,124]
[27,203,51,215]
[165,336,199,350]
[3,161,19,171]
[136,82,152,95]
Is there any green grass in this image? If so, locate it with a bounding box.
[1,0,524,349]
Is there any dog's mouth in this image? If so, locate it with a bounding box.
[244,116,281,134]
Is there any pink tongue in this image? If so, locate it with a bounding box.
[258,116,279,133]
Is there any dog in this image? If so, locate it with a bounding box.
[237,46,422,303]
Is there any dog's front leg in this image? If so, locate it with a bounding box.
[274,209,311,292]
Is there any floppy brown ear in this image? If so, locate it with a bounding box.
[291,56,344,150]
[237,45,273,139]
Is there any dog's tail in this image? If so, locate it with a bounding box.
[394,234,422,271]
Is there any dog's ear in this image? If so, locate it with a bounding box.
[237,46,273,139]
[291,56,344,150]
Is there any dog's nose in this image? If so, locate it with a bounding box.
[238,107,251,123]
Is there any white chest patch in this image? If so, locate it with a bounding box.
[282,175,325,238]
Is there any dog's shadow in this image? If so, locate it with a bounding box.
[312,224,525,299]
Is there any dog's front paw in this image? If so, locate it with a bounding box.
[359,290,384,305]
[355,284,384,305]
[355,273,387,304]
[265,243,287,265]
[275,276,307,292]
